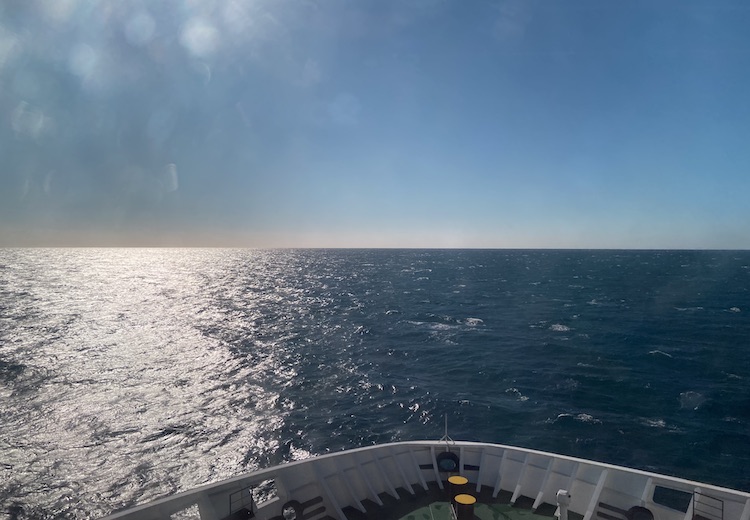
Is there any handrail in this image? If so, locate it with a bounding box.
[100,440,750,520]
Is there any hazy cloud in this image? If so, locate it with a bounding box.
[300,58,322,87]
[328,93,361,126]
[163,164,179,193]
[11,102,49,139]
[125,10,156,48]
[0,28,21,71]
[68,43,98,79]
[493,0,533,43]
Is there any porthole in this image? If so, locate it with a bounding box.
[627,506,654,520]
[436,451,459,472]
[281,500,303,520]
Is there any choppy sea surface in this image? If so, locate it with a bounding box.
[1,249,749,519]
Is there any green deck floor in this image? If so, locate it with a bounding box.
[338,482,576,520]
[398,501,558,520]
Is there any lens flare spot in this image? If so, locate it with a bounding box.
[180,18,219,57]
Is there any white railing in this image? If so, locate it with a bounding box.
[100,441,750,520]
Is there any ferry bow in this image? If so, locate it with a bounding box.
[101,440,750,520]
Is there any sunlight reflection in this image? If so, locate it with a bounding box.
[0,249,300,516]
[181,17,220,57]
[11,101,48,139]
[0,28,21,71]
[37,0,78,25]
[68,43,98,79]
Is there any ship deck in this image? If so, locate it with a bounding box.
[107,441,750,520]
[397,502,553,520]
[335,483,582,520]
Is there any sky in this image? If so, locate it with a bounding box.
[1,0,749,248]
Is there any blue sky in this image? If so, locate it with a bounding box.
[1,0,749,248]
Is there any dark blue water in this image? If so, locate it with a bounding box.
[1,249,749,519]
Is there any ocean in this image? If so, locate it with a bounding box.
[1,248,748,519]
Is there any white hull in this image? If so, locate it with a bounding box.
[101,440,750,520]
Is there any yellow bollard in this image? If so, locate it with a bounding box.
[454,493,476,520]
[447,475,469,506]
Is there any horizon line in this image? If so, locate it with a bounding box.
[2,245,749,252]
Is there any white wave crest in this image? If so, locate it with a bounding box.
[429,323,453,331]
[575,413,601,424]
[505,388,529,401]
[648,350,673,358]
[679,391,706,410]
[556,378,579,391]
[550,413,601,424]
[549,323,570,332]
[464,317,484,326]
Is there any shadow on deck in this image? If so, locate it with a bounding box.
[340,482,584,520]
